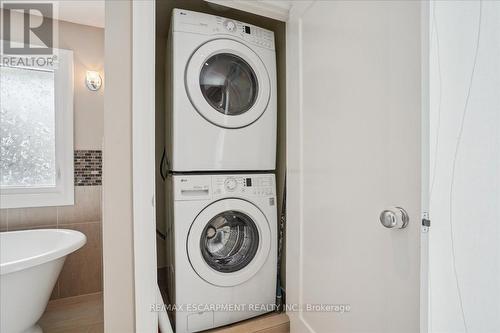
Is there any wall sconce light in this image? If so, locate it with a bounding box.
[86,71,102,91]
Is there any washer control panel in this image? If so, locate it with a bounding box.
[213,175,275,197]
[223,20,237,32]
[174,174,275,200]
[173,8,275,50]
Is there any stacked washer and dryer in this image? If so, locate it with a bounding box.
[164,9,278,333]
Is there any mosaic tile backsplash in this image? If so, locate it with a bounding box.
[74,150,102,186]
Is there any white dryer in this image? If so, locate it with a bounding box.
[167,9,277,171]
[165,174,277,332]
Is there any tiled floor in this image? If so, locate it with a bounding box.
[38,291,289,333]
[38,292,103,333]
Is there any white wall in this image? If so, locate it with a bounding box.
[429,1,500,332]
[103,0,135,331]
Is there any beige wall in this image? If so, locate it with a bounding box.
[0,10,104,300]
[58,19,104,150]
[102,0,135,331]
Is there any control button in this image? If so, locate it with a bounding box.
[224,20,236,32]
[224,178,238,191]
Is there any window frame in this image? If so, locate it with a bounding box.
[0,46,74,208]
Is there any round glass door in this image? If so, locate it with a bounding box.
[187,198,271,287]
[200,210,259,273]
[200,54,258,116]
[185,39,271,129]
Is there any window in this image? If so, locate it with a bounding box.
[0,46,74,208]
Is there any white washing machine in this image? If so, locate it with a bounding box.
[166,9,277,171]
[165,174,277,332]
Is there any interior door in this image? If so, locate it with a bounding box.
[286,1,426,333]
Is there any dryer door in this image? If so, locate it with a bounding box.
[185,39,271,129]
[187,198,271,287]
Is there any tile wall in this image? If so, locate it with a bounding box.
[0,151,103,299]
[74,150,102,186]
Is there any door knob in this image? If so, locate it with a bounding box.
[379,207,409,229]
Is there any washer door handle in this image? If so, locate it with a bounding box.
[379,207,409,229]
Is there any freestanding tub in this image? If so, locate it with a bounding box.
[0,229,86,333]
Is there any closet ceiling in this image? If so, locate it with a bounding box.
[204,0,291,21]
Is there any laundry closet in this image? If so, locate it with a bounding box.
[147,1,426,332]
[154,1,287,332]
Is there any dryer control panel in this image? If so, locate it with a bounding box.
[172,8,275,50]
[173,174,275,201]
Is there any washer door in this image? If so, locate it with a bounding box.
[185,39,271,129]
[187,198,271,287]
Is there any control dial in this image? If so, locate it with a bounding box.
[224,177,238,191]
[224,20,236,32]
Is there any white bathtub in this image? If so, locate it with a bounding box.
[0,229,86,333]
